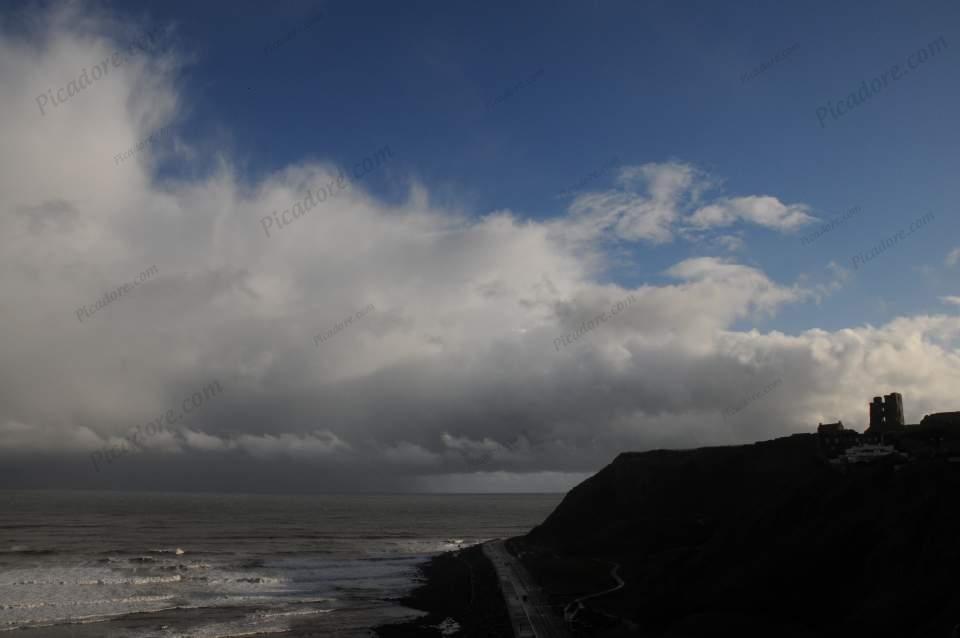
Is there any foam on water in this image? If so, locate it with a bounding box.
[0,491,562,636]
[0,549,428,633]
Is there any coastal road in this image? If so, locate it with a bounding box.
[483,540,570,638]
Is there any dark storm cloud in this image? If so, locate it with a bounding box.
[14,199,79,234]
[2,6,960,493]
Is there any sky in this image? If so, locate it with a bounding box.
[1,0,960,493]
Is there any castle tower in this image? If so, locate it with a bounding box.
[869,397,884,431]
[884,392,904,427]
[866,392,905,435]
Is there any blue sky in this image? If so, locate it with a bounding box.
[2,0,960,492]
[147,0,960,330]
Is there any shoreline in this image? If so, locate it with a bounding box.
[374,543,512,637]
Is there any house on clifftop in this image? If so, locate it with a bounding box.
[817,393,960,464]
[816,421,859,458]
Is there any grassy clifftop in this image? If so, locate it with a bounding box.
[523,434,960,637]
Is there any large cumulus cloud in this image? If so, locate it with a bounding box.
[2,5,959,492]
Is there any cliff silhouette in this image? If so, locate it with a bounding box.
[522,433,960,637]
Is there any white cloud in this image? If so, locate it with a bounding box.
[946,248,960,266]
[688,196,816,232]
[441,432,530,464]
[236,431,350,459]
[1,8,958,492]
[0,420,103,452]
[553,163,814,246]
[940,296,960,306]
[182,429,234,452]
[715,234,745,252]
[382,442,440,467]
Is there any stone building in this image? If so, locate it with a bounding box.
[817,421,859,458]
[919,411,960,429]
[866,393,904,436]
[818,393,960,464]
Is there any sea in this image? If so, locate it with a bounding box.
[0,491,562,637]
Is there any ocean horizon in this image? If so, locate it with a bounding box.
[0,491,562,637]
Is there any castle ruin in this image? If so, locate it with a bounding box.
[866,392,904,436]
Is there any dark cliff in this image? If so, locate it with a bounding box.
[522,434,960,637]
